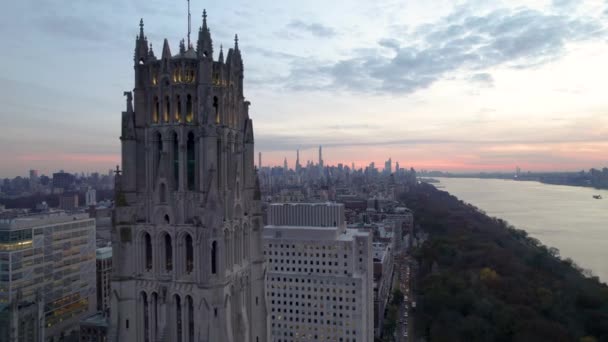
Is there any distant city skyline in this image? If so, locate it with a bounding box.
[1,0,608,177]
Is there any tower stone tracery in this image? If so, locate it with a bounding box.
[110,12,268,342]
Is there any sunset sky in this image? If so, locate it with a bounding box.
[1,0,607,177]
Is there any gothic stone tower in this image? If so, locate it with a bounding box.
[110,12,268,342]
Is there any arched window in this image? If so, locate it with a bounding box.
[187,296,194,342]
[164,96,170,122]
[173,132,179,190]
[164,234,173,271]
[186,95,193,123]
[144,233,152,271]
[176,95,182,122]
[153,97,159,123]
[185,234,193,274]
[141,292,150,341]
[187,132,195,190]
[175,295,182,342]
[211,241,217,274]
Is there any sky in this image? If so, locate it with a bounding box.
[1,0,607,177]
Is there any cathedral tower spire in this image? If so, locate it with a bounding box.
[134,18,149,64]
[197,9,213,59]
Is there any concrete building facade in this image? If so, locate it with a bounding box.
[109,11,268,342]
[0,212,97,342]
[264,203,373,342]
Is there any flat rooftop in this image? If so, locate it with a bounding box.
[0,212,93,230]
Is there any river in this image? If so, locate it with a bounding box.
[435,177,608,283]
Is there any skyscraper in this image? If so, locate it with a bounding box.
[110,12,267,342]
[295,149,301,172]
[318,145,323,168]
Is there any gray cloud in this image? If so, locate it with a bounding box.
[287,20,336,38]
[283,7,606,94]
[469,73,494,87]
[378,38,400,50]
[552,0,581,10]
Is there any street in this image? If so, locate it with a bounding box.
[395,256,412,342]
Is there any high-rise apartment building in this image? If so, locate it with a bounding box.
[0,212,97,342]
[86,188,97,207]
[96,247,112,315]
[264,203,373,342]
[110,11,267,342]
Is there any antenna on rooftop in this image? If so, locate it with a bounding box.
[187,0,192,48]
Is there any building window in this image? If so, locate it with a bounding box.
[187,132,195,190]
[164,96,170,122]
[213,96,219,124]
[153,97,159,123]
[159,183,167,204]
[152,292,159,337]
[185,234,193,274]
[142,292,150,341]
[186,94,193,123]
[155,132,162,179]
[175,295,182,342]
[176,95,182,122]
[173,132,179,190]
[211,241,217,274]
[216,139,222,190]
[144,233,152,271]
[165,234,173,271]
[187,296,194,342]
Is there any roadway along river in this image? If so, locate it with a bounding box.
[435,177,608,283]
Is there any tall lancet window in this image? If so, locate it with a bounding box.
[185,234,193,274]
[164,234,173,271]
[164,96,170,122]
[186,95,193,123]
[211,241,217,274]
[213,96,219,124]
[144,233,152,271]
[176,95,182,122]
[173,132,179,190]
[153,97,159,123]
[175,295,182,342]
[142,292,150,342]
[155,132,162,181]
[187,132,195,190]
[187,296,194,342]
